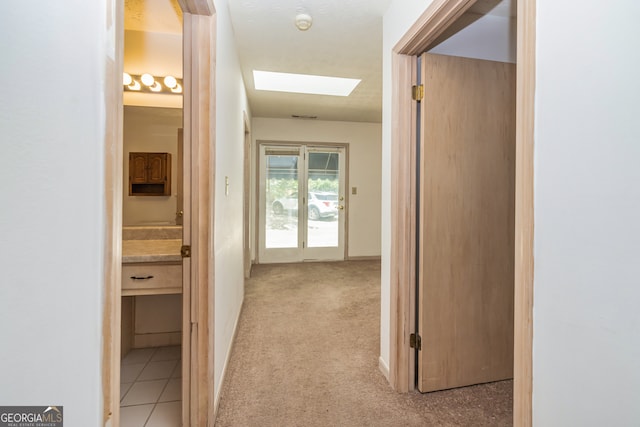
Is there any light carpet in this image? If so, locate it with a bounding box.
[214,260,512,426]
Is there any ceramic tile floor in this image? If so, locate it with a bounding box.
[120,346,182,427]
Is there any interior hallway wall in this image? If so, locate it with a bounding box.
[213,0,252,409]
[0,1,115,424]
[253,117,382,258]
[533,0,640,424]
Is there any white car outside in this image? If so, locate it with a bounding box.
[272,191,338,220]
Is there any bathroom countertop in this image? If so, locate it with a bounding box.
[122,239,182,263]
[122,225,182,240]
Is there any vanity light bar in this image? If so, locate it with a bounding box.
[123,73,183,95]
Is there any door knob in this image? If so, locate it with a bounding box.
[339,196,344,201]
[338,205,344,210]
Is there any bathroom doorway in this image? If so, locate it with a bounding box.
[120,0,186,424]
[104,0,216,425]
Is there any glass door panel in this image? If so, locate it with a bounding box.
[265,154,299,249]
[306,151,340,248]
[259,146,304,263]
[304,147,345,260]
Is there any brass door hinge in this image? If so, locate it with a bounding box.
[410,333,422,350]
[181,245,191,258]
[412,84,424,102]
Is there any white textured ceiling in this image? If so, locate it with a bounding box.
[228,0,392,123]
[227,0,515,123]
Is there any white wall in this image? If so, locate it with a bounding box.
[533,1,640,424]
[0,1,113,424]
[253,118,382,258]
[122,106,182,225]
[213,0,252,407]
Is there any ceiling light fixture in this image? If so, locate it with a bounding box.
[253,70,361,97]
[295,13,312,31]
[123,73,183,95]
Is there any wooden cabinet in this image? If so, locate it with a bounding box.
[121,261,182,353]
[129,152,171,196]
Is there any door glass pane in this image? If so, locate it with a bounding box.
[265,154,299,248]
[307,152,339,248]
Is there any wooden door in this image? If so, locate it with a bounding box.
[130,153,148,183]
[418,53,515,392]
[147,153,166,183]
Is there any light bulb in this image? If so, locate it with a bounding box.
[141,73,155,86]
[127,80,141,91]
[123,72,132,86]
[171,83,182,94]
[150,82,162,92]
[164,75,177,89]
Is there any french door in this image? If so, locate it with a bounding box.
[258,144,346,263]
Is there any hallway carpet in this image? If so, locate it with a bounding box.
[214,261,512,426]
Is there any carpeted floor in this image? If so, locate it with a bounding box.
[214,260,512,426]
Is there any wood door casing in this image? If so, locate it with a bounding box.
[177,129,184,225]
[243,118,251,278]
[418,53,515,392]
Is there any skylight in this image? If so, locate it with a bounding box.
[253,70,361,97]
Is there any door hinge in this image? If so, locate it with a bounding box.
[410,333,422,350]
[412,84,424,102]
[181,245,191,258]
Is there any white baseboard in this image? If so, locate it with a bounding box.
[134,332,181,348]
[347,255,382,261]
[378,356,390,380]
[213,299,245,418]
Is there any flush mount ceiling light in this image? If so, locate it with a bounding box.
[295,13,312,31]
[253,70,361,97]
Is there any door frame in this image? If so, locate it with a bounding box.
[255,140,349,264]
[243,112,252,278]
[102,0,216,425]
[387,0,535,425]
